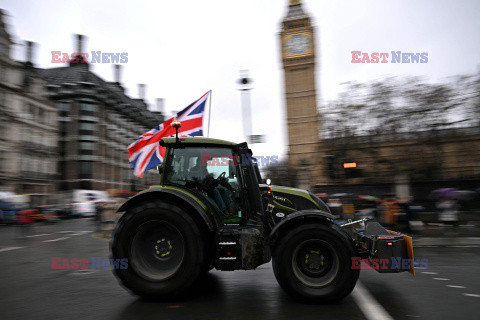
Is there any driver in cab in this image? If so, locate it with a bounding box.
[188,157,235,217]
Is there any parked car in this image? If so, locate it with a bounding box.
[0,201,19,224]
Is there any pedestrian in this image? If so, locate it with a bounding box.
[95,201,104,232]
[437,196,459,227]
[380,196,399,229]
[16,206,35,239]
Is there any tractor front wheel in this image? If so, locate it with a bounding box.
[272,223,359,303]
[111,201,206,298]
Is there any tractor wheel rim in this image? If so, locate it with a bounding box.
[292,239,340,288]
[130,220,185,281]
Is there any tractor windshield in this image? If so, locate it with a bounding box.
[164,147,242,218]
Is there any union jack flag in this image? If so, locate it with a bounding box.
[128,91,210,177]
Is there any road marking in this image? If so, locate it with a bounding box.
[463,294,480,298]
[415,245,440,248]
[449,245,480,248]
[352,282,394,320]
[447,285,466,289]
[42,237,70,242]
[70,269,98,275]
[57,231,75,234]
[433,278,450,281]
[421,272,438,275]
[24,233,50,238]
[0,247,25,253]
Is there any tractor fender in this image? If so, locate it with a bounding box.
[117,189,215,231]
[269,210,335,247]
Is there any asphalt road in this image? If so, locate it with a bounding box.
[0,219,479,320]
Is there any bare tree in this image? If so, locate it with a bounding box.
[319,72,480,182]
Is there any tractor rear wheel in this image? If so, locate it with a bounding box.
[111,201,206,298]
[272,223,359,303]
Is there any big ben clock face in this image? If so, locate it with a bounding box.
[286,34,310,55]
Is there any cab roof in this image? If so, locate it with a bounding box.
[160,137,239,147]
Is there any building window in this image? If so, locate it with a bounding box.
[0,64,5,82]
[80,142,96,151]
[59,102,70,113]
[79,122,96,132]
[79,103,98,113]
[79,161,93,177]
[38,108,46,124]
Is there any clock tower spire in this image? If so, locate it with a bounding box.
[280,0,322,188]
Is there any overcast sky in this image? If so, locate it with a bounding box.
[2,0,480,160]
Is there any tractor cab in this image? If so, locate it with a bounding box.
[161,140,248,224]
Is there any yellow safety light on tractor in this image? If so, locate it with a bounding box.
[172,121,182,143]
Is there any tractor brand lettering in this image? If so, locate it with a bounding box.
[51,51,129,63]
[201,154,279,167]
[350,257,428,270]
[273,195,288,202]
[351,51,428,63]
[51,257,128,270]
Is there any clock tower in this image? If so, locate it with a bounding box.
[280,0,321,188]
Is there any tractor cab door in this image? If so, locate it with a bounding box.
[164,146,245,224]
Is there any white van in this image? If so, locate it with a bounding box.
[69,190,109,217]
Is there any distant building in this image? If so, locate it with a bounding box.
[39,35,165,192]
[0,10,58,197]
[317,128,480,200]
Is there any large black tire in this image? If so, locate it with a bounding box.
[111,201,206,298]
[272,223,360,303]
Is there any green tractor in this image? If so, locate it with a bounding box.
[111,136,414,302]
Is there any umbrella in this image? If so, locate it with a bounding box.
[429,188,458,200]
[358,195,380,202]
[329,193,350,198]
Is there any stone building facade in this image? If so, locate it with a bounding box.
[317,128,480,199]
[1,9,165,194]
[0,10,58,196]
[39,36,164,191]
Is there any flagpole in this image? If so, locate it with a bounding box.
[207,90,212,137]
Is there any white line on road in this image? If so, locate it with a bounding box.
[42,237,70,242]
[415,245,440,248]
[0,247,25,253]
[352,282,394,320]
[463,293,480,298]
[433,278,450,281]
[58,230,92,235]
[421,272,438,275]
[449,245,480,248]
[447,285,466,289]
[24,233,51,238]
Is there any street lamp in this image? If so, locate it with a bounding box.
[237,70,253,142]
